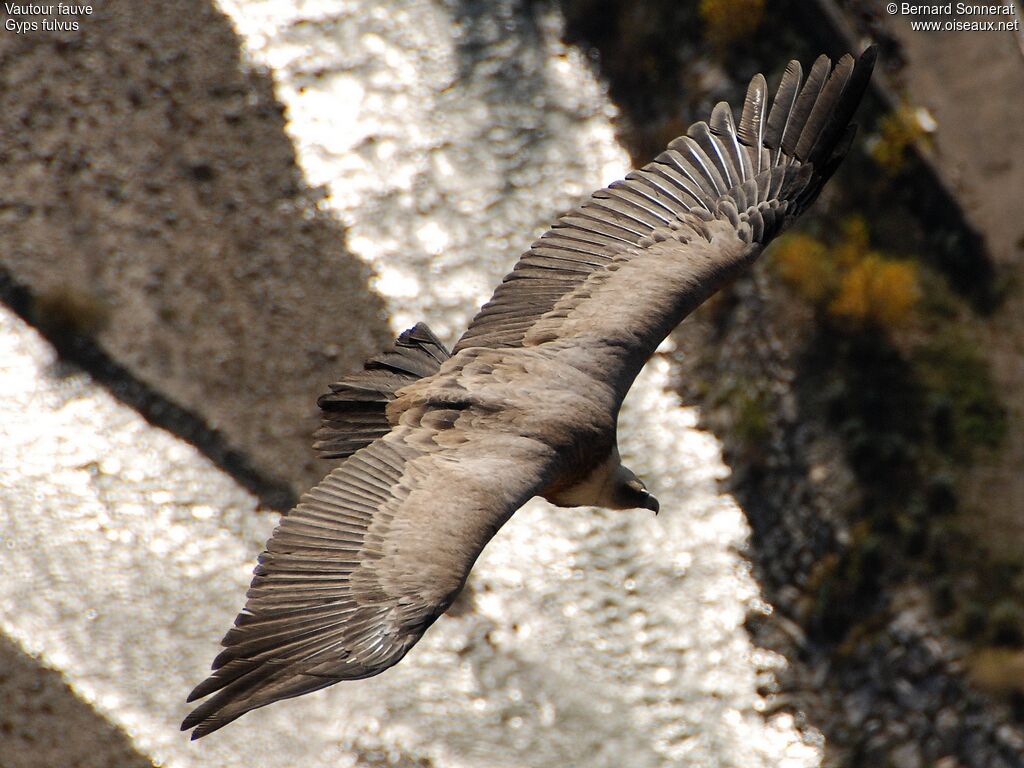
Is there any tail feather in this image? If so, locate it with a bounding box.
[313,322,451,459]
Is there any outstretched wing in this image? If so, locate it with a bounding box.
[182,421,554,739]
[454,50,875,389]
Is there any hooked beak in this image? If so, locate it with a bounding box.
[626,478,660,515]
[643,493,660,515]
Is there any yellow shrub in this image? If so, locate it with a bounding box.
[834,216,870,269]
[772,217,919,332]
[772,233,836,303]
[829,256,919,328]
[699,0,765,48]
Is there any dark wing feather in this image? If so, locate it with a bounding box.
[764,59,802,163]
[795,54,854,161]
[738,74,768,173]
[781,54,831,156]
[183,424,553,738]
[454,49,875,357]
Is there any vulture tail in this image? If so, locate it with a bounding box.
[313,322,451,459]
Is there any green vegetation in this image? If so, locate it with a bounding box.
[913,334,1007,455]
[554,0,1017,720]
[714,377,771,452]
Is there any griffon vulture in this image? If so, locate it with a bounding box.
[183,48,876,738]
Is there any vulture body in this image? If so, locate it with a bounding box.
[183,49,876,738]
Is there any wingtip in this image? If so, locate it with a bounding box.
[182,721,210,740]
[188,720,215,740]
[181,705,222,740]
[856,44,879,78]
[180,712,200,733]
[185,673,219,703]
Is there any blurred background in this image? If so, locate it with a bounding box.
[1,1,1022,766]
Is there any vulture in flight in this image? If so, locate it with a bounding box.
[183,48,876,738]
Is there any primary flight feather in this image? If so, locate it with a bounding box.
[183,48,876,738]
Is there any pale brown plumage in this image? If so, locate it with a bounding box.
[182,48,876,738]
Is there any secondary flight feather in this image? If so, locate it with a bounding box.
[183,48,876,738]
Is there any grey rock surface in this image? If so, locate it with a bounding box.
[0,635,153,768]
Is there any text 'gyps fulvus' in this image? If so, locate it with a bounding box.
[183,48,876,738]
